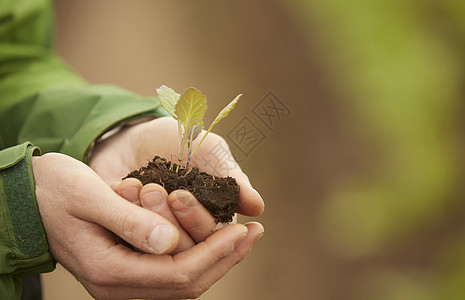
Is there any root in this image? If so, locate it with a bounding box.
[184,168,193,177]
[169,154,174,171]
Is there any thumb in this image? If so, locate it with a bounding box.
[80,183,180,254]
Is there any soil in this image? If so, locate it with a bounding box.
[124,156,240,223]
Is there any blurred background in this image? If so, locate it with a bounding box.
[43,0,465,299]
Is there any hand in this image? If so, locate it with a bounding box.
[32,153,264,299]
[113,178,229,254]
[89,117,265,217]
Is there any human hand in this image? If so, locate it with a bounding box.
[112,178,230,254]
[89,117,265,218]
[32,153,264,299]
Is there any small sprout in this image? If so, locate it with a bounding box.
[156,85,241,169]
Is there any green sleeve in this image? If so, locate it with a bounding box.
[0,142,55,300]
[0,85,168,162]
[0,0,168,161]
[0,0,166,298]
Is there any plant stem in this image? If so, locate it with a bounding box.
[178,125,188,166]
[177,122,184,163]
[189,124,214,160]
[186,127,195,169]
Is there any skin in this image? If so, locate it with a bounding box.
[33,117,265,299]
[89,117,265,253]
[89,117,265,216]
[33,153,264,299]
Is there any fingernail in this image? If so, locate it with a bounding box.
[142,191,165,211]
[120,187,140,203]
[171,191,198,212]
[147,224,176,254]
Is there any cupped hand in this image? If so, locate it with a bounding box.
[32,152,264,299]
[89,117,265,217]
[113,179,229,254]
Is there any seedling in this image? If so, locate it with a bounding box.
[156,85,241,170]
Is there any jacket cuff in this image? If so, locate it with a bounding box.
[0,142,55,275]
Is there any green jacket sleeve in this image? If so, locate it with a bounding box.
[0,0,167,298]
[0,142,55,300]
[0,85,168,161]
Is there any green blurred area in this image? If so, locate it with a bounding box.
[291,0,465,298]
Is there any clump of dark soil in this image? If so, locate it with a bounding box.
[124,156,239,223]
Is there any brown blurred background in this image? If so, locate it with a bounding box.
[43,0,465,299]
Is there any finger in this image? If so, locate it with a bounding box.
[172,222,264,298]
[83,224,249,299]
[110,181,121,192]
[168,190,217,243]
[116,178,143,205]
[140,184,195,252]
[190,135,264,217]
[139,183,169,213]
[228,168,265,217]
[80,181,180,255]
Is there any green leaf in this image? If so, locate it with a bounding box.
[207,94,242,132]
[190,93,242,159]
[156,85,180,118]
[191,121,204,141]
[175,88,207,128]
